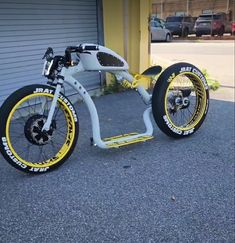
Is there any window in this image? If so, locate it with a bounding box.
[198,14,222,20]
[175,11,186,16]
[151,21,162,28]
[166,16,183,22]
[202,10,213,14]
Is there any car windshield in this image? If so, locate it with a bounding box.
[166,16,183,22]
[198,14,221,20]
[150,21,163,28]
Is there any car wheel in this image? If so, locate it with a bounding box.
[218,26,224,36]
[183,28,189,37]
[165,33,171,42]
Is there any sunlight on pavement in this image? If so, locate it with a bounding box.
[151,42,235,102]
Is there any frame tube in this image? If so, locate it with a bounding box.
[44,65,154,149]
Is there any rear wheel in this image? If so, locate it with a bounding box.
[218,26,224,36]
[152,63,209,138]
[0,85,79,173]
[183,28,189,37]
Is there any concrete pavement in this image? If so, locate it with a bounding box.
[151,41,234,102]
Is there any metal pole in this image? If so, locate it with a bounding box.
[123,0,129,61]
[186,0,189,15]
[226,0,230,13]
[161,0,163,19]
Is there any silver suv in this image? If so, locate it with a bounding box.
[165,16,195,37]
[194,12,232,37]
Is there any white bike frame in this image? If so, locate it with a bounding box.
[42,48,154,149]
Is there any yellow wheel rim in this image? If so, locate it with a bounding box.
[164,72,207,131]
[6,93,76,168]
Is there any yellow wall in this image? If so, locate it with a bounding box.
[127,0,140,73]
[103,0,151,74]
[102,0,124,57]
[139,0,151,73]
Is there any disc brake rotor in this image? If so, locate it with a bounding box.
[24,115,56,145]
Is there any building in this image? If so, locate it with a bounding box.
[0,0,151,105]
[151,0,234,20]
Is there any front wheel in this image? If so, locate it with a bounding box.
[152,62,209,138]
[0,84,79,173]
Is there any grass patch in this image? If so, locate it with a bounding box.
[202,69,220,91]
[103,74,126,95]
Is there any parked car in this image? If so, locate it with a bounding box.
[165,15,195,37]
[150,20,172,42]
[232,21,235,35]
[150,16,166,26]
[194,12,232,36]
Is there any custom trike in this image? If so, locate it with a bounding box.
[0,44,209,173]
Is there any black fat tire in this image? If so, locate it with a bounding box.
[0,84,79,174]
[152,62,209,138]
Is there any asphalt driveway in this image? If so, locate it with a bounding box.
[0,90,234,242]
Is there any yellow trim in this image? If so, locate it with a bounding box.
[103,132,138,141]
[106,135,154,148]
[6,93,76,168]
[121,79,139,89]
[164,72,207,131]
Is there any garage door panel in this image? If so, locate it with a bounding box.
[0,8,96,15]
[2,27,97,40]
[0,69,42,81]
[0,12,97,21]
[0,30,97,43]
[0,23,97,32]
[0,38,99,55]
[0,18,96,26]
[0,0,95,7]
[0,0,101,105]
[0,36,98,49]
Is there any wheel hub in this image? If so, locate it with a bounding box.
[24,115,56,145]
[168,89,191,114]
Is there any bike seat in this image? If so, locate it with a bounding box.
[142,65,162,77]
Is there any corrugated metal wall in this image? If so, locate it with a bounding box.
[0,0,101,105]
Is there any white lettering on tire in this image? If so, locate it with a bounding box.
[33,88,78,122]
[2,137,27,169]
[163,116,195,135]
[163,115,182,135]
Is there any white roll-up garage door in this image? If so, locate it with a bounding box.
[0,0,101,105]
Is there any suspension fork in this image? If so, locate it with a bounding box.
[42,80,63,131]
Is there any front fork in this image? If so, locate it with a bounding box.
[42,81,63,131]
